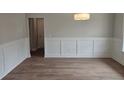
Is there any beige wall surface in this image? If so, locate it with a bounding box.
[0,13,28,45]
[26,13,115,38]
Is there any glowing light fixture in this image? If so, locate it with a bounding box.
[74,13,90,20]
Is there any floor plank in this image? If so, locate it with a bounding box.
[2,57,124,80]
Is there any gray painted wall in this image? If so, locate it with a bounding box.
[0,13,28,45]
[112,13,124,65]
[26,13,115,38]
[113,14,123,39]
[0,13,30,79]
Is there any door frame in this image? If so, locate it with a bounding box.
[27,17,45,57]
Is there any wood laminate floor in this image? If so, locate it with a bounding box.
[2,57,124,80]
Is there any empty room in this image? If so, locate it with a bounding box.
[0,13,124,80]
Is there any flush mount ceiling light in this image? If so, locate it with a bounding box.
[74,13,90,20]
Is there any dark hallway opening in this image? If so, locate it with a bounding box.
[29,18,44,57]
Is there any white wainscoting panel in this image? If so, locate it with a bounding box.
[94,39,111,57]
[17,39,25,64]
[0,37,30,79]
[45,38,61,57]
[24,38,31,58]
[3,41,19,74]
[0,45,4,78]
[61,39,76,57]
[45,37,112,58]
[112,38,124,65]
[77,40,93,57]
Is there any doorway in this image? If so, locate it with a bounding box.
[28,18,44,57]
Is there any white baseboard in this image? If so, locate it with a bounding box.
[112,56,124,66]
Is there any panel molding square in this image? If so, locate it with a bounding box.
[77,40,93,57]
[61,39,76,57]
[45,39,61,57]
